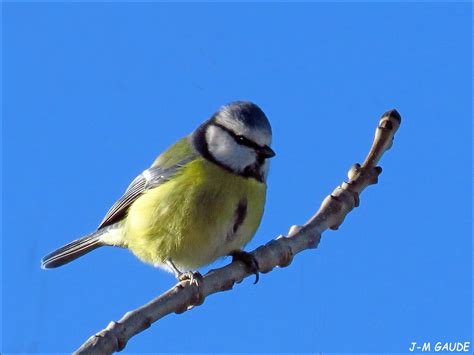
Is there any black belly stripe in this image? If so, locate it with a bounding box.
[232,199,248,236]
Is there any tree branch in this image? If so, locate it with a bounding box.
[74,109,402,354]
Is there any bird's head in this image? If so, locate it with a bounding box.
[192,101,275,182]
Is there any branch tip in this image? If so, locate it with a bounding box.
[381,108,401,123]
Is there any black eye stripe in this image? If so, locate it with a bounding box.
[236,135,252,145]
[212,122,261,150]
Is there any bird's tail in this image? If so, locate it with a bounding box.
[41,229,108,269]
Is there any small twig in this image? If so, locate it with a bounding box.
[74,109,401,354]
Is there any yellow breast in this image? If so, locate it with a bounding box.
[122,158,266,270]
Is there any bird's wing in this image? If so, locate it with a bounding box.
[98,154,196,229]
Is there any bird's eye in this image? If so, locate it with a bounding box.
[234,134,257,148]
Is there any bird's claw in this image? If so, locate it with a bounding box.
[178,271,203,288]
[229,250,260,284]
[165,258,204,304]
[177,271,204,308]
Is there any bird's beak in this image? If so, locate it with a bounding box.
[258,145,276,159]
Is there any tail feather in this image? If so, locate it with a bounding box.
[41,230,106,269]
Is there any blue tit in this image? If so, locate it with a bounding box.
[41,101,275,281]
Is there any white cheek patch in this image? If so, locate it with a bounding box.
[206,125,257,172]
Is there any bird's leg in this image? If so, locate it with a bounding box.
[229,250,260,284]
[165,258,203,287]
[165,258,204,308]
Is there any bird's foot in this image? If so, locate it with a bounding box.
[177,271,204,307]
[229,250,260,284]
[177,270,203,287]
[166,258,204,307]
[165,258,202,286]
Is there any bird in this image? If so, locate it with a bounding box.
[41,101,275,283]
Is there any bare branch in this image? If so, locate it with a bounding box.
[74,109,402,354]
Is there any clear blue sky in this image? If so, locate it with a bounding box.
[3,2,471,353]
